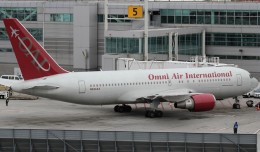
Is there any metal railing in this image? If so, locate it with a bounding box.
[0,129,257,152]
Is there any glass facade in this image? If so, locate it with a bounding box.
[0,7,37,21]
[98,14,131,23]
[106,33,202,55]
[161,9,260,25]
[178,34,202,55]
[148,36,169,54]
[210,55,260,60]
[206,33,260,47]
[50,14,73,22]
[106,37,139,54]
[0,28,43,41]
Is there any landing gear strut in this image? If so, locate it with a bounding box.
[145,99,163,118]
[114,104,132,113]
[233,97,241,109]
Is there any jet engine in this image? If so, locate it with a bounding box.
[174,94,216,112]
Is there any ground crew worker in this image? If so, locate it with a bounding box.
[6,97,9,106]
[233,122,238,134]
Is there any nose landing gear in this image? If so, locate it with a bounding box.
[233,97,240,109]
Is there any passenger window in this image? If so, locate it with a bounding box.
[1,76,8,79]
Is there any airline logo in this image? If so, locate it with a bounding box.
[10,26,51,72]
[148,71,233,80]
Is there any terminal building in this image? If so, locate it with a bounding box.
[0,0,260,75]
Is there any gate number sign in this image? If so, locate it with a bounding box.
[128,6,143,18]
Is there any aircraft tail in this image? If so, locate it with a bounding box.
[3,18,68,80]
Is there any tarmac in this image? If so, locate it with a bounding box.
[0,97,259,134]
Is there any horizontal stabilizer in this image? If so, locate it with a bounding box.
[23,85,60,90]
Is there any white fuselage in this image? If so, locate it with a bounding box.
[11,67,258,105]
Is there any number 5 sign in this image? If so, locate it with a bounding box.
[128,6,143,18]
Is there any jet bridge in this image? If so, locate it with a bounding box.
[102,55,236,71]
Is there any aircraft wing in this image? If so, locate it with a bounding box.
[23,85,60,90]
[119,89,195,103]
[136,89,195,103]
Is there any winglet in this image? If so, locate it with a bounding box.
[3,18,68,80]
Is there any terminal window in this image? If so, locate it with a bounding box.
[160,9,260,25]
[0,7,37,21]
[50,14,73,22]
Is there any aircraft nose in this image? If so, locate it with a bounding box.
[250,77,258,90]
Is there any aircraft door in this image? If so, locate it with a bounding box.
[236,74,242,86]
[78,80,86,93]
[168,78,172,86]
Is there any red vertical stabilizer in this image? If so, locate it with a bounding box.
[3,18,68,80]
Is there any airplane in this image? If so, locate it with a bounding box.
[1,18,258,118]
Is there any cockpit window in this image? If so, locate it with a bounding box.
[249,74,253,78]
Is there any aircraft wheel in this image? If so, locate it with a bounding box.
[149,111,156,118]
[145,111,150,117]
[233,103,240,109]
[155,110,163,117]
[118,106,124,113]
[125,105,132,112]
[145,110,155,118]
[0,95,4,99]
[114,105,119,112]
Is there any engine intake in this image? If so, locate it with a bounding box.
[174,94,216,112]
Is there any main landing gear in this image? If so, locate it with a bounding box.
[145,110,163,118]
[233,97,241,109]
[114,104,132,113]
[145,100,163,118]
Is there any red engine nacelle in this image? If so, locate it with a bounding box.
[174,94,216,112]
